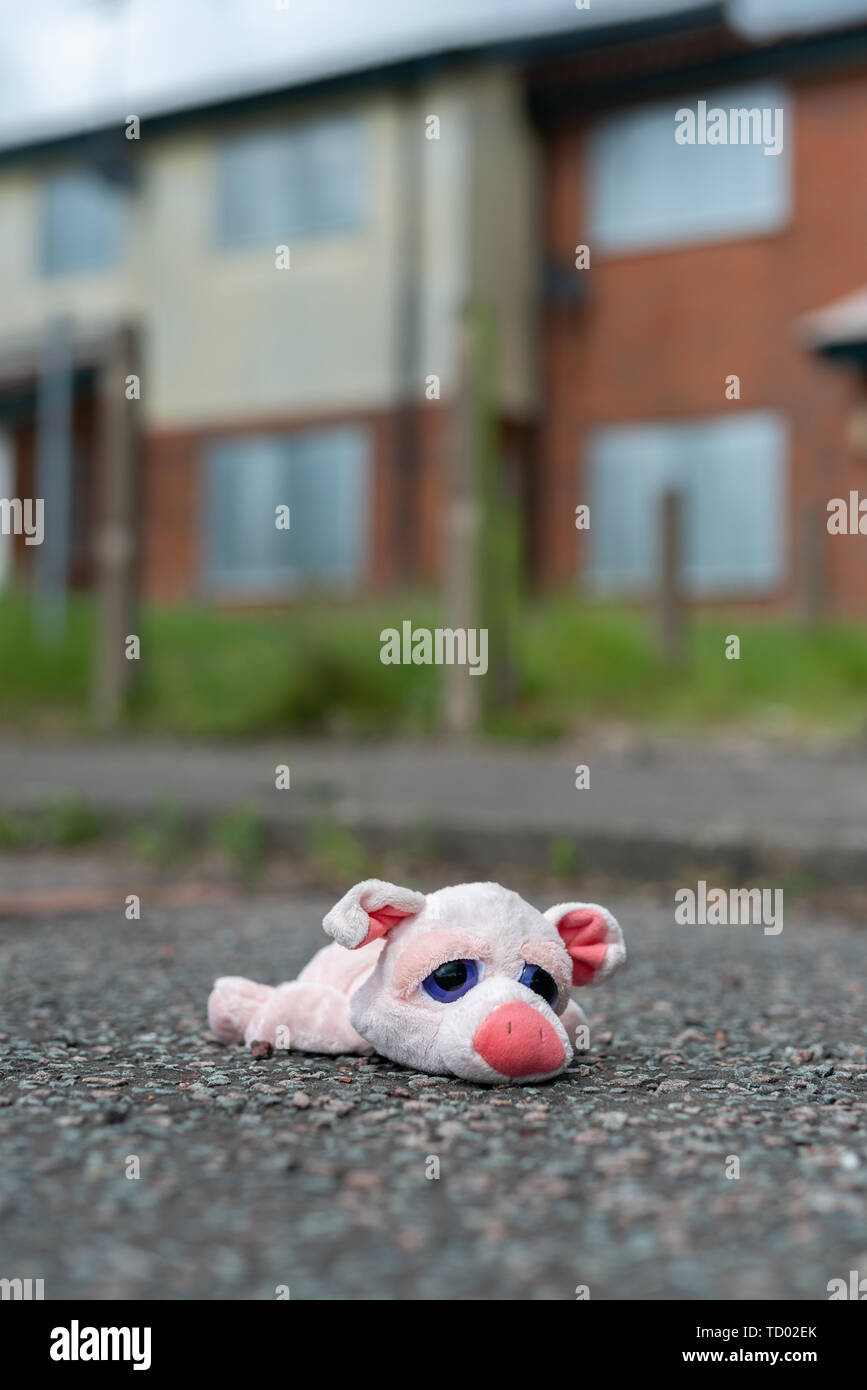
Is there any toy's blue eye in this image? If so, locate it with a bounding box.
[519,964,559,1009]
[422,959,479,1002]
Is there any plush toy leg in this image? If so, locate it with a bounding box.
[243,981,373,1054]
[208,976,274,1043]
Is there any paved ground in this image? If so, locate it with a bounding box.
[1,884,864,1300]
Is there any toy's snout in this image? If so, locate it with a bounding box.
[472,1000,566,1078]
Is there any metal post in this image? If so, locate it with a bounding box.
[35,317,73,642]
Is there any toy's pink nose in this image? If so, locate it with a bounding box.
[472,1001,566,1078]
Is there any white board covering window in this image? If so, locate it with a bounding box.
[217,113,365,248]
[41,169,124,275]
[586,412,787,596]
[206,426,370,593]
[587,83,791,254]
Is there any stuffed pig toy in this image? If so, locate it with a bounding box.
[207,879,626,1085]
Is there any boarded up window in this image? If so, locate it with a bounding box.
[587,84,790,255]
[217,114,365,248]
[42,170,124,276]
[205,426,370,593]
[586,412,787,595]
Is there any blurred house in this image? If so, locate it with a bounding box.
[0,0,866,614]
[528,1,867,618]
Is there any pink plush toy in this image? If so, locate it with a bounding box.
[208,880,626,1084]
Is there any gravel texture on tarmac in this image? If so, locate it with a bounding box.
[0,887,865,1300]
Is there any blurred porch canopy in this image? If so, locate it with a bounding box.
[0,322,141,724]
[800,286,867,366]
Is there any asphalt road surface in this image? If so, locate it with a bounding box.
[1,886,865,1300]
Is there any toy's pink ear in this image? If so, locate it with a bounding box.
[543,902,626,987]
[323,879,426,950]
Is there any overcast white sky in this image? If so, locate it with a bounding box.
[1,0,866,149]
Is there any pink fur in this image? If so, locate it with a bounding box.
[207,940,383,1052]
[207,881,626,1084]
[544,903,626,986]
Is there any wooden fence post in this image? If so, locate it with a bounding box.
[658,488,686,666]
[800,508,826,630]
[443,303,481,736]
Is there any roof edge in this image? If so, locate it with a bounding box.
[0,4,724,164]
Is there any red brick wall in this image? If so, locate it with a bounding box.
[539,66,867,617]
